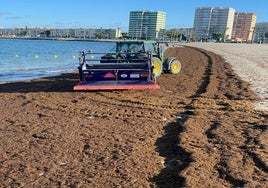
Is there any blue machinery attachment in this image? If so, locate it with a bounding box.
[74,50,160,90]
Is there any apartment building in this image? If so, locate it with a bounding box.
[0,27,121,39]
[232,13,257,42]
[254,22,268,43]
[193,7,235,40]
[128,11,166,40]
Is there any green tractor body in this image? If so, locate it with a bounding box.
[114,40,181,77]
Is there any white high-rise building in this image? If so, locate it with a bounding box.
[193,7,235,40]
[128,11,166,40]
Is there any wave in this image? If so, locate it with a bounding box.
[0,68,76,83]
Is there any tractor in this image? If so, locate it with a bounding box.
[73,40,181,91]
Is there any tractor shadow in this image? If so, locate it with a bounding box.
[151,111,193,187]
[0,73,79,93]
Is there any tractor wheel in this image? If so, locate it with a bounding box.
[169,59,181,74]
[152,57,162,77]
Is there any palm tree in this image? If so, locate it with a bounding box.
[223,27,229,42]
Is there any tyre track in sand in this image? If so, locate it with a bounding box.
[152,47,267,187]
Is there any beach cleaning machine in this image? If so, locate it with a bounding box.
[73,50,160,90]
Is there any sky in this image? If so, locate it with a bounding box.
[0,0,267,31]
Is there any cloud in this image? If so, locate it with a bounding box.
[0,11,23,20]
[7,16,23,20]
[0,11,10,16]
[43,21,83,29]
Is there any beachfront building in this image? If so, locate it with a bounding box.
[128,10,166,40]
[50,28,121,39]
[94,28,121,39]
[50,29,73,38]
[0,27,122,39]
[193,7,235,41]
[0,28,15,37]
[73,28,94,39]
[231,13,257,42]
[254,22,268,43]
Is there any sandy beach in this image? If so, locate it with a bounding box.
[0,46,267,187]
[183,42,268,111]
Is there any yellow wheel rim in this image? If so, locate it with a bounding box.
[172,63,179,71]
[153,60,161,77]
[170,61,181,74]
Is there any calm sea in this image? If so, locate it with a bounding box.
[0,39,115,84]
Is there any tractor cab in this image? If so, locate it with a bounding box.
[115,40,165,59]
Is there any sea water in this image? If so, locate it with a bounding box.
[0,39,115,83]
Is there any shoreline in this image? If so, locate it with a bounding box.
[1,40,267,111]
[0,38,116,85]
[0,36,122,42]
[0,69,78,85]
